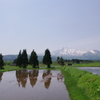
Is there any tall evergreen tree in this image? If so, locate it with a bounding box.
[0,54,4,69]
[21,49,28,68]
[16,50,22,67]
[29,50,39,68]
[42,49,52,68]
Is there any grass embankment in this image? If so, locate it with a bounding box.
[61,67,100,100]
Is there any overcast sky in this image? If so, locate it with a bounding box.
[0,0,100,55]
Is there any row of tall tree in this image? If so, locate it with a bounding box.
[15,49,52,68]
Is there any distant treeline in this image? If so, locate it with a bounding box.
[57,56,96,66]
[65,59,93,63]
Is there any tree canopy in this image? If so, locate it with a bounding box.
[29,50,39,68]
[0,54,4,69]
[16,50,22,67]
[16,49,28,68]
[42,49,52,68]
[21,49,28,68]
[57,57,65,66]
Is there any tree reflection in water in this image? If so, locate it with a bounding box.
[57,73,64,82]
[16,69,28,88]
[42,70,52,89]
[16,69,63,88]
[29,70,38,87]
[0,72,3,82]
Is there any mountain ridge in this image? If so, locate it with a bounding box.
[2,47,100,61]
[51,47,100,60]
[51,47,100,56]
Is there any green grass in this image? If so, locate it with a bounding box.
[0,63,60,72]
[61,66,100,100]
[65,62,100,67]
[0,65,22,72]
[74,62,100,67]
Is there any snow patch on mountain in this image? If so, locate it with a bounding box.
[51,47,99,56]
[88,50,96,54]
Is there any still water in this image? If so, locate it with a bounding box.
[0,69,70,100]
[77,67,100,76]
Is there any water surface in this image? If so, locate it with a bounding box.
[77,67,100,76]
[0,69,70,100]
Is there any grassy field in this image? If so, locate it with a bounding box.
[61,66,100,100]
[0,62,61,72]
[0,61,100,72]
[71,62,100,67]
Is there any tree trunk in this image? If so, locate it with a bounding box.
[32,65,36,68]
[0,66,4,69]
[47,64,50,68]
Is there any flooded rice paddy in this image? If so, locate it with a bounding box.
[77,67,100,76]
[0,69,70,100]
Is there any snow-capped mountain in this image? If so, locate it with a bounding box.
[51,47,100,56]
[38,47,100,60]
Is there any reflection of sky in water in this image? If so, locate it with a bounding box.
[77,67,100,75]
